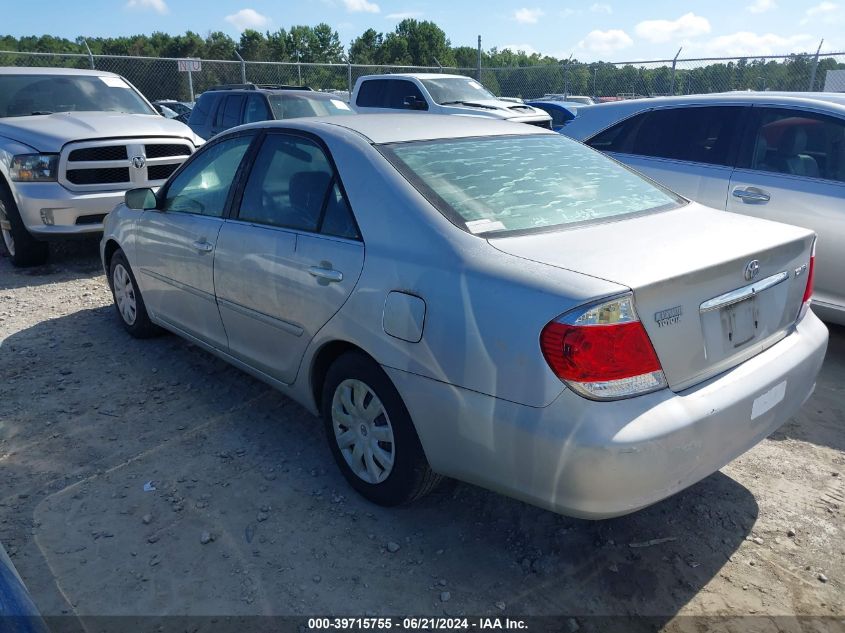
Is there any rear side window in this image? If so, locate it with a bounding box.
[589,106,744,167]
[190,93,215,125]
[238,135,359,236]
[356,80,388,107]
[745,108,845,183]
[217,95,245,129]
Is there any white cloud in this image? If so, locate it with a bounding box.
[513,7,544,24]
[502,43,540,55]
[590,3,612,14]
[578,29,634,56]
[747,0,776,13]
[635,13,711,43]
[343,0,380,13]
[700,31,817,56]
[385,11,423,20]
[224,8,270,31]
[801,1,839,23]
[125,0,168,14]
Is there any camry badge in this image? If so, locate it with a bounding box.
[655,306,682,328]
[744,259,760,281]
[131,155,146,169]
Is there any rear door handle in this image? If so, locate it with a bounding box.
[308,266,343,283]
[732,187,771,204]
[192,240,214,253]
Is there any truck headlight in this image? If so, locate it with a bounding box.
[10,154,59,182]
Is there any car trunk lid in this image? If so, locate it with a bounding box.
[489,204,815,391]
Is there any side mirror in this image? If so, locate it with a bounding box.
[125,188,158,210]
[404,96,427,111]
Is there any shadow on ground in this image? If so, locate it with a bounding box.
[0,306,760,628]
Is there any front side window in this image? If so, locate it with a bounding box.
[0,74,154,118]
[381,134,682,236]
[747,109,845,182]
[244,94,271,123]
[386,80,428,110]
[162,135,252,217]
[419,77,496,105]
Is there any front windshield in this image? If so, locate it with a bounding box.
[0,74,155,117]
[268,94,353,119]
[420,77,496,104]
[381,134,683,235]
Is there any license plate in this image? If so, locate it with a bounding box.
[725,297,757,347]
[751,380,787,420]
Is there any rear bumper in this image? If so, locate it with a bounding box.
[386,311,828,519]
[13,182,124,239]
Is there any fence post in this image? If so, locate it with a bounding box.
[234,50,247,84]
[347,61,352,97]
[83,39,95,70]
[187,67,194,103]
[669,47,682,95]
[808,39,824,91]
[477,35,482,81]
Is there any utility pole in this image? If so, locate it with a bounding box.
[563,54,573,97]
[808,38,824,91]
[477,35,482,81]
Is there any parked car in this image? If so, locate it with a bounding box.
[351,74,552,128]
[542,94,596,105]
[0,67,202,266]
[152,103,179,118]
[562,93,845,325]
[102,114,827,519]
[153,99,193,118]
[525,100,581,131]
[187,83,353,140]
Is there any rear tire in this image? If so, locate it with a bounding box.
[322,352,443,506]
[108,249,160,338]
[0,185,49,267]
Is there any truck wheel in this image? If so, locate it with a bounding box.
[322,352,443,506]
[0,186,49,267]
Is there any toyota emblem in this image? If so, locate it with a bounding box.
[744,259,760,281]
[131,155,146,169]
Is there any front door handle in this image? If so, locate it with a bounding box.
[308,266,343,283]
[732,187,771,204]
[192,240,214,253]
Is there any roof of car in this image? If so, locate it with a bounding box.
[203,87,339,99]
[0,67,121,77]
[240,113,554,144]
[578,92,845,112]
[360,73,471,81]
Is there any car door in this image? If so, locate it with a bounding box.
[727,106,845,316]
[587,105,747,210]
[214,131,364,384]
[134,132,255,348]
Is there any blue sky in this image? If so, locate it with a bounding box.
[3,0,843,61]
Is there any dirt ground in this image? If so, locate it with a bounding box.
[1,240,843,631]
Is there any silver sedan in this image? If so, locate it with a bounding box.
[101,114,828,519]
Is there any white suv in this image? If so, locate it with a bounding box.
[351,74,552,128]
[0,67,203,266]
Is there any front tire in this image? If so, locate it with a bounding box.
[0,185,49,267]
[322,352,443,506]
[109,249,160,338]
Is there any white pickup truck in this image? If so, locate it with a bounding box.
[0,67,203,266]
[351,73,553,128]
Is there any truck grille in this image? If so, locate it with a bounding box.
[59,138,194,192]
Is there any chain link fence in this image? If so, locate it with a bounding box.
[1,49,844,103]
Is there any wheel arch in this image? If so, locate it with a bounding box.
[309,340,377,415]
[103,239,122,278]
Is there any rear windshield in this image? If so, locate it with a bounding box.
[268,94,353,119]
[0,74,154,117]
[380,134,683,236]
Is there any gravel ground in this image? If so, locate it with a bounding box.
[0,241,843,631]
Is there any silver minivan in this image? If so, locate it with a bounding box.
[562,93,845,325]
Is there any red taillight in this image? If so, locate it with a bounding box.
[802,242,816,305]
[540,294,667,400]
[541,321,662,382]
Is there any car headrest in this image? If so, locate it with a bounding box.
[777,127,808,156]
[290,171,332,214]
